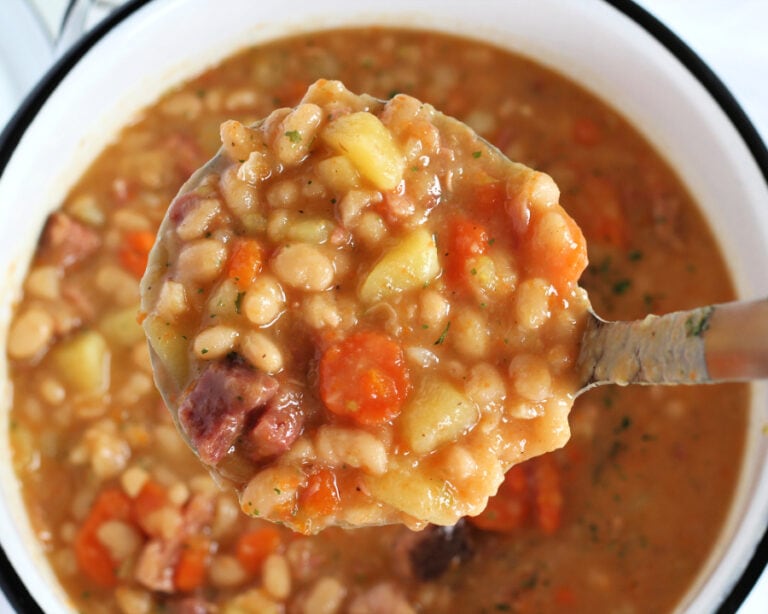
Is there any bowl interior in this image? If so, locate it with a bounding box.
[1,0,766,611]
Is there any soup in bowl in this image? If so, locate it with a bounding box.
[1,1,767,612]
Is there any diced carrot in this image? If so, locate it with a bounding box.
[131,479,168,536]
[468,465,528,532]
[533,454,563,535]
[226,238,264,291]
[300,468,340,517]
[236,527,282,575]
[524,207,588,293]
[74,488,133,588]
[443,216,490,291]
[319,331,410,426]
[572,116,602,147]
[174,535,212,592]
[118,230,156,278]
[469,455,564,535]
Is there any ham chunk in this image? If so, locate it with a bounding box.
[178,354,279,465]
[244,385,305,460]
[39,212,100,268]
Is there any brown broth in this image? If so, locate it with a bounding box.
[6,28,746,613]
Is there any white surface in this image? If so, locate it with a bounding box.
[0,1,766,613]
[0,0,53,130]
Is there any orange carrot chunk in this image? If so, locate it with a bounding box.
[300,468,340,517]
[235,527,282,575]
[319,331,410,425]
[73,488,133,588]
[118,230,156,278]
[226,238,264,291]
[174,535,212,592]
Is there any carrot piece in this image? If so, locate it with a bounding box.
[131,479,168,535]
[74,488,133,588]
[300,468,340,517]
[319,331,410,425]
[174,535,212,592]
[226,238,264,291]
[572,116,602,146]
[524,207,588,293]
[533,454,563,535]
[118,230,156,278]
[468,464,528,533]
[236,527,282,575]
[444,216,490,290]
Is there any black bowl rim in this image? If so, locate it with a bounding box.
[0,0,766,612]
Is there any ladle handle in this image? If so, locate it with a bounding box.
[578,298,768,389]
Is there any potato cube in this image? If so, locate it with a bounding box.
[399,378,479,454]
[51,330,110,395]
[144,314,189,388]
[358,228,439,303]
[365,458,458,525]
[98,306,144,347]
[321,112,404,190]
[316,155,361,192]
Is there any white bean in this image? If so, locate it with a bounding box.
[193,326,239,359]
[240,331,284,374]
[270,243,334,291]
[243,275,285,326]
[177,239,227,283]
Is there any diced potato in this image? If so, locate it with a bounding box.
[316,155,361,192]
[399,378,479,455]
[98,306,144,347]
[144,315,189,388]
[207,279,240,318]
[358,228,439,303]
[365,458,459,525]
[321,112,405,190]
[51,330,110,395]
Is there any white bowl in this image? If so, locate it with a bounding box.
[1,0,766,611]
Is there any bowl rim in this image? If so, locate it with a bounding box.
[0,0,766,612]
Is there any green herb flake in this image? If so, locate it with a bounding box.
[285,130,302,144]
[685,307,713,338]
[612,279,632,295]
[470,268,478,275]
[434,321,451,345]
[628,249,643,261]
[201,348,209,355]
[487,237,496,246]
[235,291,246,314]
[274,487,282,495]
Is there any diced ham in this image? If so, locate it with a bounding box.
[134,494,214,593]
[39,212,100,268]
[244,384,304,460]
[178,354,279,465]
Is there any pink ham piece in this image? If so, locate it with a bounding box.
[39,212,100,268]
[177,354,278,465]
[244,385,305,461]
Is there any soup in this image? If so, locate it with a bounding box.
[5,28,746,613]
[141,78,590,532]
